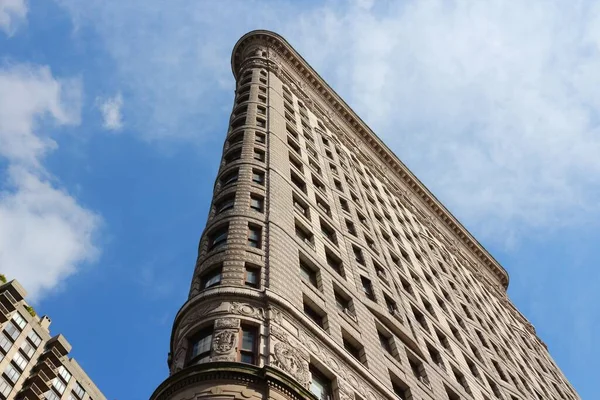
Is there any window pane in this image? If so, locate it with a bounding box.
[4,322,19,341]
[241,330,255,351]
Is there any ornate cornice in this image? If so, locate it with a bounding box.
[231,30,509,289]
[149,362,317,400]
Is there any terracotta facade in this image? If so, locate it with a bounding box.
[150,31,579,400]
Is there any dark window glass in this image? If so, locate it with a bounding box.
[303,302,324,328]
[248,225,262,248]
[200,267,222,289]
[361,277,375,301]
[189,327,213,364]
[309,366,332,400]
[245,265,260,288]
[250,195,264,212]
[209,226,228,250]
[216,195,235,214]
[239,326,257,364]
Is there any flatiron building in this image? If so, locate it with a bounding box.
[150,31,579,400]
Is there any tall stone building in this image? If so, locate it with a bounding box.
[150,31,579,400]
[0,277,106,400]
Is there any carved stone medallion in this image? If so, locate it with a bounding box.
[273,341,309,386]
[213,330,237,355]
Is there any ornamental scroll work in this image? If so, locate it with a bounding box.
[269,325,310,388]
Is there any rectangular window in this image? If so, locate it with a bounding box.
[221,168,239,186]
[58,365,71,383]
[353,246,365,265]
[225,148,242,163]
[390,372,411,400]
[239,326,258,364]
[200,266,222,289]
[256,117,266,128]
[209,225,229,250]
[252,169,265,185]
[342,332,364,363]
[245,264,260,288]
[309,366,332,400]
[325,250,343,276]
[215,194,236,214]
[291,171,307,193]
[4,322,19,341]
[320,219,337,244]
[339,198,350,212]
[427,343,444,369]
[452,368,470,394]
[255,132,266,143]
[73,383,86,399]
[27,330,41,347]
[346,220,357,236]
[13,353,27,371]
[4,364,20,383]
[53,377,67,394]
[334,289,351,313]
[289,153,304,172]
[299,258,319,288]
[189,327,213,365]
[361,276,375,301]
[250,194,264,212]
[292,194,310,219]
[303,301,325,328]
[378,330,393,355]
[254,148,265,161]
[295,221,314,247]
[248,225,262,248]
[0,334,11,353]
[20,341,35,359]
[11,313,26,330]
[407,354,429,385]
[315,195,331,216]
[0,377,12,398]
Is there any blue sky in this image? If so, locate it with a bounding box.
[0,0,598,398]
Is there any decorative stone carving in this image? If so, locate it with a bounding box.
[171,343,188,375]
[215,318,240,329]
[230,302,265,320]
[177,302,221,340]
[213,330,237,355]
[273,341,310,387]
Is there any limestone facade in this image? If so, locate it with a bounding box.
[0,278,106,400]
[150,31,580,400]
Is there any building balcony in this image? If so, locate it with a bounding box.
[0,279,27,308]
[0,290,18,313]
[17,381,45,400]
[39,346,64,366]
[0,302,10,322]
[25,369,52,392]
[33,358,58,380]
[46,334,72,356]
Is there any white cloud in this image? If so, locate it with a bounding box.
[0,64,100,301]
[0,0,27,36]
[97,92,123,131]
[53,0,600,238]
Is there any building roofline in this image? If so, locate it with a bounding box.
[231,30,509,290]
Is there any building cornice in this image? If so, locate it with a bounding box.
[231,30,509,290]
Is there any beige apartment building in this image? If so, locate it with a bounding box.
[150,31,579,400]
[0,277,106,400]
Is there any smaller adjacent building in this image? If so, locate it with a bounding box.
[0,276,106,400]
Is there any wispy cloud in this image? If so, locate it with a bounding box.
[0,0,27,36]
[54,0,600,238]
[0,63,101,301]
[97,92,124,131]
